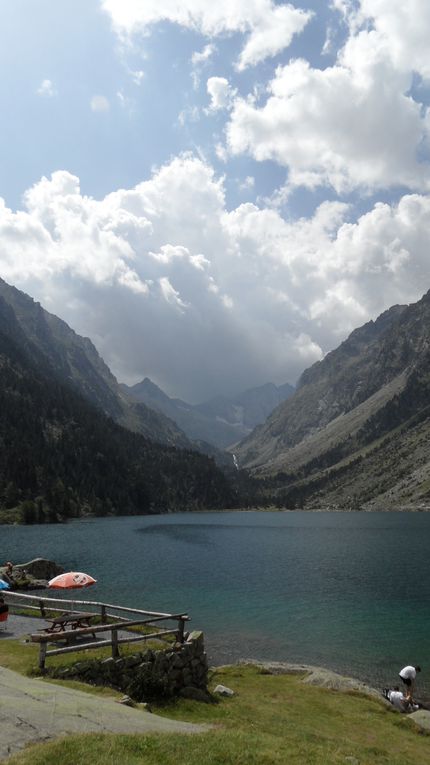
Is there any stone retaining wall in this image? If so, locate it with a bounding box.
[52,630,209,702]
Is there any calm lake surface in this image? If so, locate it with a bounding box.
[2,511,430,692]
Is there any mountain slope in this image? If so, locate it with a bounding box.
[123,378,294,448]
[0,295,236,522]
[234,291,430,509]
[0,278,189,448]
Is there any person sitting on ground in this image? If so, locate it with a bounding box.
[383,686,419,712]
[2,562,14,585]
[399,664,421,702]
[385,686,409,712]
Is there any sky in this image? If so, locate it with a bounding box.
[1,1,430,402]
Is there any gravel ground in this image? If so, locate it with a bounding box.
[0,612,134,643]
[0,613,44,641]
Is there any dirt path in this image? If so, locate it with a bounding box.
[0,666,208,761]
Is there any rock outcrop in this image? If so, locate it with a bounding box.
[1,559,64,589]
[233,289,430,509]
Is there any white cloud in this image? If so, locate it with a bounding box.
[206,77,235,111]
[339,1,430,80]
[236,3,311,71]
[159,276,189,311]
[90,95,111,112]
[37,79,56,98]
[130,69,145,85]
[191,43,216,68]
[239,176,255,191]
[209,1,430,195]
[2,157,430,400]
[101,0,312,70]
[226,41,430,193]
[191,44,216,89]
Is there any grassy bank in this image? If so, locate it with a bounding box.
[1,640,429,765]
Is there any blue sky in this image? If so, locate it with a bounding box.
[1,0,430,402]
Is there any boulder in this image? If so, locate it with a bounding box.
[14,558,64,580]
[117,695,135,707]
[214,684,235,697]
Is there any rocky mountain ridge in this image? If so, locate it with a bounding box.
[122,377,294,449]
[0,278,190,449]
[234,290,430,509]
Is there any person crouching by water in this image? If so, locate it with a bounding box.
[0,596,9,629]
[399,664,421,702]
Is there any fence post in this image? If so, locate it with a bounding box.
[38,600,46,618]
[177,617,185,643]
[101,605,107,624]
[39,642,47,671]
[112,628,119,658]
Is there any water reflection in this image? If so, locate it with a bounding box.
[136,524,214,546]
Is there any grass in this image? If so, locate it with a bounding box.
[1,653,429,765]
[0,634,172,679]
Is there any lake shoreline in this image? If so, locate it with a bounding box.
[3,511,430,699]
[221,659,383,698]
[3,503,430,528]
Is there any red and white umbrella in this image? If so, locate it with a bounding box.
[48,572,97,589]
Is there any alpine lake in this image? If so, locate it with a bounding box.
[2,510,430,695]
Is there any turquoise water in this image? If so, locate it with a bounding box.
[2,511,430,693]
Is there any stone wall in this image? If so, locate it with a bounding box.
[52,630,209,702]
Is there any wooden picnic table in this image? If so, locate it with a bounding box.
[43,611,97,636]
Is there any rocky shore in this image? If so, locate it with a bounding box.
[0,558,64,590]
[235,660,430,731]
[237,660,381,697]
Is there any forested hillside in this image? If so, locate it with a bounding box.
[0,295,236,523]
[0,278,190,448]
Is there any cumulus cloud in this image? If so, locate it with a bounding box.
[226,43,430,194]
[101,0,312,70]
[206,77,235,111]
[1,157,430,400]
[216,1,430,195]
[339,1,430,80]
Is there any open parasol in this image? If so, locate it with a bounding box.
[48,572,97,589]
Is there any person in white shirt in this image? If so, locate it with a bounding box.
[388,688,409,712]
[383,684,420,712]
[398,665,421,700]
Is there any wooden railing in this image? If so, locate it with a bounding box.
[4,591,189,670]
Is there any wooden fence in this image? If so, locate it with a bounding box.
[5,591,189,670]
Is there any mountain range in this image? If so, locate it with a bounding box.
[4,273,430,517]
[234,290,430,510]
[122,378,294,449]
[0,278,236,522]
